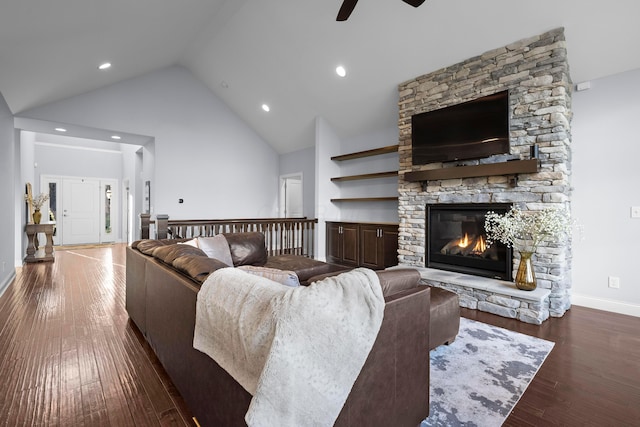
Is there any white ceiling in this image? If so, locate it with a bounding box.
[2,0,639,154]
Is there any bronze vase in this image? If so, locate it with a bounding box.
[33,209,42,224]
[515,251,536,291]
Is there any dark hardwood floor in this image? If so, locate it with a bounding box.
[0,244,193,426]
[0,243,638,426]
[467,305,640,426]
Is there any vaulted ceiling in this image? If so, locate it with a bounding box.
[1,0,639,153]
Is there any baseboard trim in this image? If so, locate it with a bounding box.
[572,293,640,318]
[0,270,16,299]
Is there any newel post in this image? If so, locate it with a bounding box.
[156,214,169,239]
[140,213,151,239]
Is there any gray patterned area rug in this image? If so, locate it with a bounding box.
[422,317,554,427]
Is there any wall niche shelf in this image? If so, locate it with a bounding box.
[330,144,400,203]
[404,159,539,182]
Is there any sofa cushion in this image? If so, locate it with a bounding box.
[178,238,199,248]
[238,265,300,287]
[264,255,346,284]
[308,268,420,298]
[152,244,208,264]
[173,255,229,284]
[135,239,173,255]
[223,232,268,267]
[197,235,234,266]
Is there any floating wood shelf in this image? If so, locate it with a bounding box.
[331,145,399,161]
[404,159,539,182]
[331,171,398,182]
[330,197,399,202]
[330,145,399,203]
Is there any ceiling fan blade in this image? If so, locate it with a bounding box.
[402,0,426,7]
[337,0,358,21]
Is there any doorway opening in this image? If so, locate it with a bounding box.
[279,173,303,218]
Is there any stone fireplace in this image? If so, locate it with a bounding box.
[397,28,573,324]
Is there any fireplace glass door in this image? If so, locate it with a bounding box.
[427,203,512,280]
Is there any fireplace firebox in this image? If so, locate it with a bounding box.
[426,203,512,280]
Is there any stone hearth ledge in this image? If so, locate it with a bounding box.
[388,266,551,325]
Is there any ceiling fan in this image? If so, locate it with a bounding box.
[336,0,426,21]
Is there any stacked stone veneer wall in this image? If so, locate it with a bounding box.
[397,28,573,318]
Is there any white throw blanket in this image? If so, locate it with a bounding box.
[193,267,385,427]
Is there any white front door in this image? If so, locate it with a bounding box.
[62,178,101,245]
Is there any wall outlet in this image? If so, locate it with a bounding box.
[608,276,621,289]
[632,206,640,218]
[576,81,591,91]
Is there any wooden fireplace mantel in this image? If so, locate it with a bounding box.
[404,159,539,182]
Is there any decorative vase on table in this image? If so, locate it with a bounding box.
[33,209,42,224]
[515,251,536,291]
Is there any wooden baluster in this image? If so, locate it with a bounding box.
[280,222,285,256]
[302,221,306,256]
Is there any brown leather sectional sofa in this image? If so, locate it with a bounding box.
[126,232,431,426]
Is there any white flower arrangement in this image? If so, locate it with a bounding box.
[25,192,50,210]
[484,206,572,254]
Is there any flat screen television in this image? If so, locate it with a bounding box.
[411,90,510,165]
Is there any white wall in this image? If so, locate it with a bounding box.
[571,68,640,316]
[18,66,280,221]
[18,132,36,264]
[315,117,343,261]
[34,141,124,184]
[0,92,15,294]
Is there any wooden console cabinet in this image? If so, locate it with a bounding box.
[326,221,398,270]
[326,222,360,267]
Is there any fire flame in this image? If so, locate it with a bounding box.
[472,235,487,253]
[456,234,487,253]
[457,234,470,248]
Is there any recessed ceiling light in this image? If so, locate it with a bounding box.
[111,135,121,140]
[336,65,347,77]
[262,104,270,112]
[98,62,112,70]
[55,127,67,132]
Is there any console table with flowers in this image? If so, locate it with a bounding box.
[25,223,55,263]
